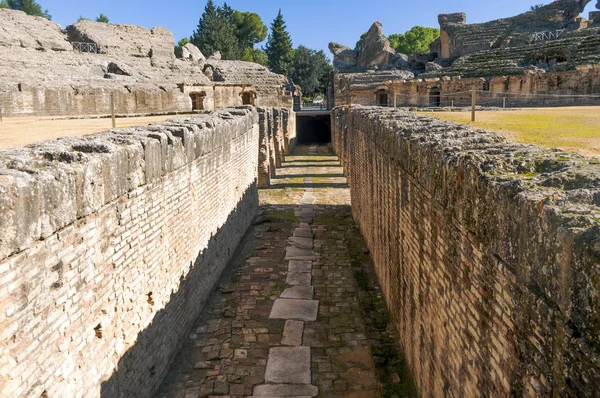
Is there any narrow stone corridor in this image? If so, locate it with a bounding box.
[155,145,410,398]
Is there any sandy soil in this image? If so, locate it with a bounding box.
[0,114,196,149]
[421,106,600,157]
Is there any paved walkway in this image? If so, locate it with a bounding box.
[155,145,402,398]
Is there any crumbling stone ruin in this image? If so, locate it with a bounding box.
[2,2,600,398]
[330,0,600,108]
[0,106,295,397]
[0,9,294,117]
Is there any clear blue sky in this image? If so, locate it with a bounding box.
[42,0,598,57]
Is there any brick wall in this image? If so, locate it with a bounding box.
[257,107,296,188]
[0,106,289,397]
[332,106,600,397]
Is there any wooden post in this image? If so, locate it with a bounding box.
[503,97,507,109]
[451,99,454,108]
[110,92,116,128]
[393,89,397,108]
[471,88,476,122]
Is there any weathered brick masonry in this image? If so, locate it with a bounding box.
[332,106,600,397]
[0,106,293,397]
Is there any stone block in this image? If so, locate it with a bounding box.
[282,320,304,346]
[281,286,314,300]
[270,299,319,322]
[253,383,318,396]
[264,347,311,384]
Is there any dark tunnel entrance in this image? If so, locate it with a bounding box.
[296,113,331,144]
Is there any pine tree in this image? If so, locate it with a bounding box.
[265,10,294,75]
[191,0,240,60]
[6,0,51,19]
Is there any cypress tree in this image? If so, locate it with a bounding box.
[265,10,294,75]
[191,0,240,60]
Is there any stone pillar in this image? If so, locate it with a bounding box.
[257,108,271,188]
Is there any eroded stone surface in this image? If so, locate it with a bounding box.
[253,384,318,396]
[285,246,316,261]
[282,320,304,346]
[270,299,319,322]
[287,237,314,250]
[288,260,313,273]
[265,347,311,384]
[286,272,312,286]
[281,286,314,300]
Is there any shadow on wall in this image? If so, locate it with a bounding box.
[100,184,258,398]
[296,115,331,144]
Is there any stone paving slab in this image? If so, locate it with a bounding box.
[270,299,319,321]
[155,145,381,398]
[286,272,312,286]
[287,237,314,250]
[253,384,318,396]
[288,260,312,273]
[294,228,314,238]
[281,286,314,300]
[285,246,316,261]
[265,347,311,384]
[282,320,304,346]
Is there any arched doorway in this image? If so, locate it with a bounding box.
[190,92,206,111]
[429,88,441,107]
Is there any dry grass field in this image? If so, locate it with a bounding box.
[0,114,195,149]
[422,106,600,157]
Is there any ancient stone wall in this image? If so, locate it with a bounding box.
[257,107,296,188]
[0,9,293,117]
[0,106,291,397]
[437,0,592,59]
[333,64,600,108]
[332,106,600,397]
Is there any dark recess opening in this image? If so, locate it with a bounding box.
[190,92,206,110]
[376,90,389,107]
[296,114,331,144]
[242,92,255,105]
[429,88,441,107]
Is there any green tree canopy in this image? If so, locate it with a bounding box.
[233,11,267,50]
[289,46,332,98]
[241,48,268,66]
[3,0,51,19]
[265,10,294,75]
[191,0,241,60]
[355,32,367,53]
[388,26,439,55]
[96,13,109,23]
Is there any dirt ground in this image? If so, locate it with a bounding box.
[0,114,196,149]
[421,106,600,157]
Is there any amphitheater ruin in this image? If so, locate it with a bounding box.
[1,1,600,397]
